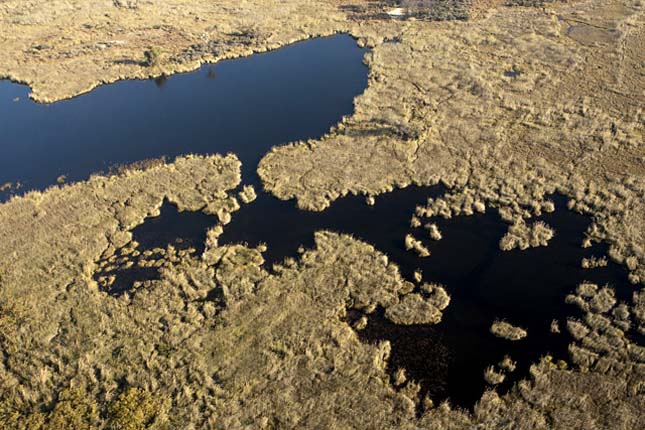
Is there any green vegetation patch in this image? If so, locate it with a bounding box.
[399,0,472,21]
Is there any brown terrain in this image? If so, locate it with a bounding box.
[0,1,643,429]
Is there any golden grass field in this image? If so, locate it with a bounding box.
[0,1,643,428]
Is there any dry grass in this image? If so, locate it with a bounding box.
[0,176,642,428]
[425,223,443,241]
[499,355,517,372]
[490,320,528,340]
[404,233,431,257]
[257,0,645,285]
[237,185,257,204]
[0,0,385,103]
[499,220,555,251]
[0,154,241,428]
[582,255,609,269]
[484,365,505,385]
[0,0,643,428]
[385,283,450,324]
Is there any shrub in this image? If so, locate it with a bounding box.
[108,388,161,430]
[143,47,160,67]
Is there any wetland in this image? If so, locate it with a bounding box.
[0,1,643,429]
[119,186,634,410]
[0,35,367,198]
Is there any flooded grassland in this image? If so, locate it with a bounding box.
[0,0,644,429]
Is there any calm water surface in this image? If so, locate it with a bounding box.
[0,35,367,196]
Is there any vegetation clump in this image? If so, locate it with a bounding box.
[499,355,516,372]
[484,365,505,385]
[385,284,449,325]
[582,255,609,269]
[143,47,160,67]
[425,223,442,241]
[404,233,431,257]
[415,189,486,219]
[490,320,528,340]
[564,283,642,378]
[108,388,162,430]
[238,185,257,204]
[385,293,443,324]
[113,0,139,9]
[499,220,554,251]
[421,282,450,310]
[45,388,100,430]
[398,0,472,21]
[505,0,554,6]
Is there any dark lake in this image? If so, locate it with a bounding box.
[0,34,367,197]
[2,34,635,411]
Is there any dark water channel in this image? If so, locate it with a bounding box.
[0,35,367,198]
[2,34,635,411]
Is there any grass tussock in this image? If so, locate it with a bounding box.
[490,320,528,341]
[499,355,516,372]
[499,220,554,251]
[384,283,449,325]
[425,223,442,241]
[581,255,609,269]
[405,233,431,257]
[238,185,257,204]
[484,365,505,385]
[564,283,644,377]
